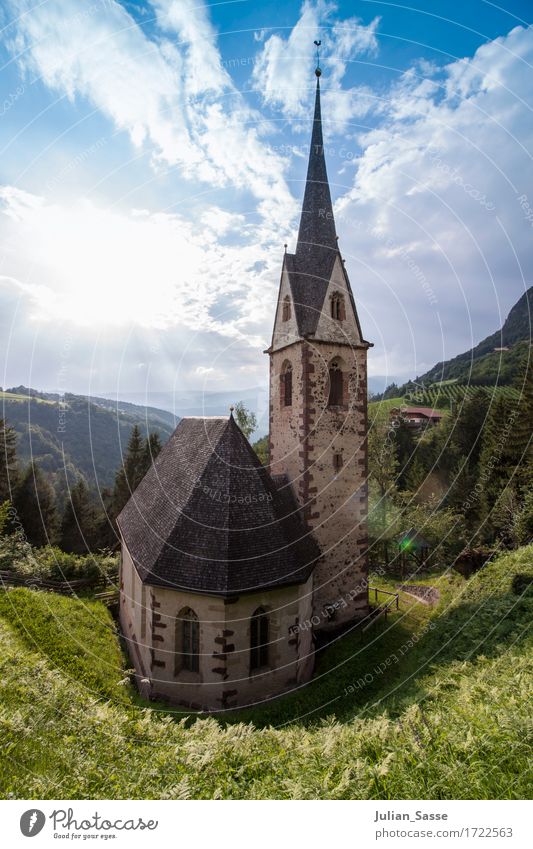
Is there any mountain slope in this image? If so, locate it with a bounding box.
[417,286,532,385]
[1,388,177,496]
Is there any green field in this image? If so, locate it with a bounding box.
[0,546,531,798]
[405,384,521,407]
[0,390,55,405]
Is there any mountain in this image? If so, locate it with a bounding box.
[96,387,270,433]
[414,287,533,386]
[1,388,178,499]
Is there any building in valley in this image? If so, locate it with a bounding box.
[118,62,372,711]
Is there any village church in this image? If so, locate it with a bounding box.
[118,62,372,711]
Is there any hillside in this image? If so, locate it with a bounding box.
[414,286,532,386]
[0,387,177,496]
[0,546,531,799]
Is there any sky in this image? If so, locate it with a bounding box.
[0,0,532,410]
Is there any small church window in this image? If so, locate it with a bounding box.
[328,360,344,407]
[175,608,200,674]
[282,295,291,322]
[333,452,343,472]
[331,292,345,321]
[250,607,269,671]
[280,362,293,407]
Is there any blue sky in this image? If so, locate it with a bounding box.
[0,0,532,408]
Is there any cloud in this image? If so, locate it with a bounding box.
[4,0,293,218]
[335,24,533,380]
[252,1,380,128]
[0,185,280,346]
[1,2,532,395]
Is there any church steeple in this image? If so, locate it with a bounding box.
[268,46,371,631]
[296,71,337,257]
[270,52,368,345]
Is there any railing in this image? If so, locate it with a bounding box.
[368,585,399,609]
[363,585,399,632]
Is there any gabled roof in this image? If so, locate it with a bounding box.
[117,416,319,595]
[401,407,443,419]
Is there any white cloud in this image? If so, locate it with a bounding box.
[335,25,533,380]
[252,0,380,128]
[5,0,293,218]
[0,185,280,346]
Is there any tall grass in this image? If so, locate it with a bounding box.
[0,546,531,799]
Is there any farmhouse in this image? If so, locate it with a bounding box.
[391,406,443,431]
[118,63,372,710]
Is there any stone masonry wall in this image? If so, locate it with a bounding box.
[120,547,314,711]
[269,340,369,628]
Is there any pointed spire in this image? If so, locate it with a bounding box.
[296,61,337,258]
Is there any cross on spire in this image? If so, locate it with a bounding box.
[314,39,322,77]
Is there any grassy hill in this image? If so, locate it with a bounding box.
[1,387,177,496]
[414,287,532,386]
[0,546,531,799]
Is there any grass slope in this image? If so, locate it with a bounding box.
[0,547,531,799]
[0,590,127,704]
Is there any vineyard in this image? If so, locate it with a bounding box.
[405,383,521,408]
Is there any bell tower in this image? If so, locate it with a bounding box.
[267,59,372,629]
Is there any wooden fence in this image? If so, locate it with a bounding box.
[363,585,399,632]
[0,570,118,605]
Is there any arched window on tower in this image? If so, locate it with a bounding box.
[280,361,293,407]
[282,295,291,322]
[328,358,345,407]
[175,607,200,675]
[331,292,345,321]
[250,607,269,671]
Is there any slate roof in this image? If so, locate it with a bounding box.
[117,416,319,595]
[296,76,337,258]
[281,74,367,343]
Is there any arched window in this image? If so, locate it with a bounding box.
[282,295,291,322]
[250,607,269,671]
[328,359,344,407]
[331,292,345,321]
[280,361,292,407]
[175,607,199,674]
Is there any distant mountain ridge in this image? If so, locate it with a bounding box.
[414,287,532,386]
[1,388,178,499]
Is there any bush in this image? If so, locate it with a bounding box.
[32,547,118,583]
[0,534,118,584]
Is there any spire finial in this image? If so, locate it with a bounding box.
[314,40,322,77]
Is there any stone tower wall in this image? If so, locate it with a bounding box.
[269,340,369,628]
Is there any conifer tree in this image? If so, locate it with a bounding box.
[392,417,416,490]
[111,425,146,518]
[450,389,490,466]
[511,355,533,494]
[60,478,97,554]
[404,456,427,495]
[0,418,18,503]
[14,462,59,547]
[140,432,162,478]
[478,394,520,533]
